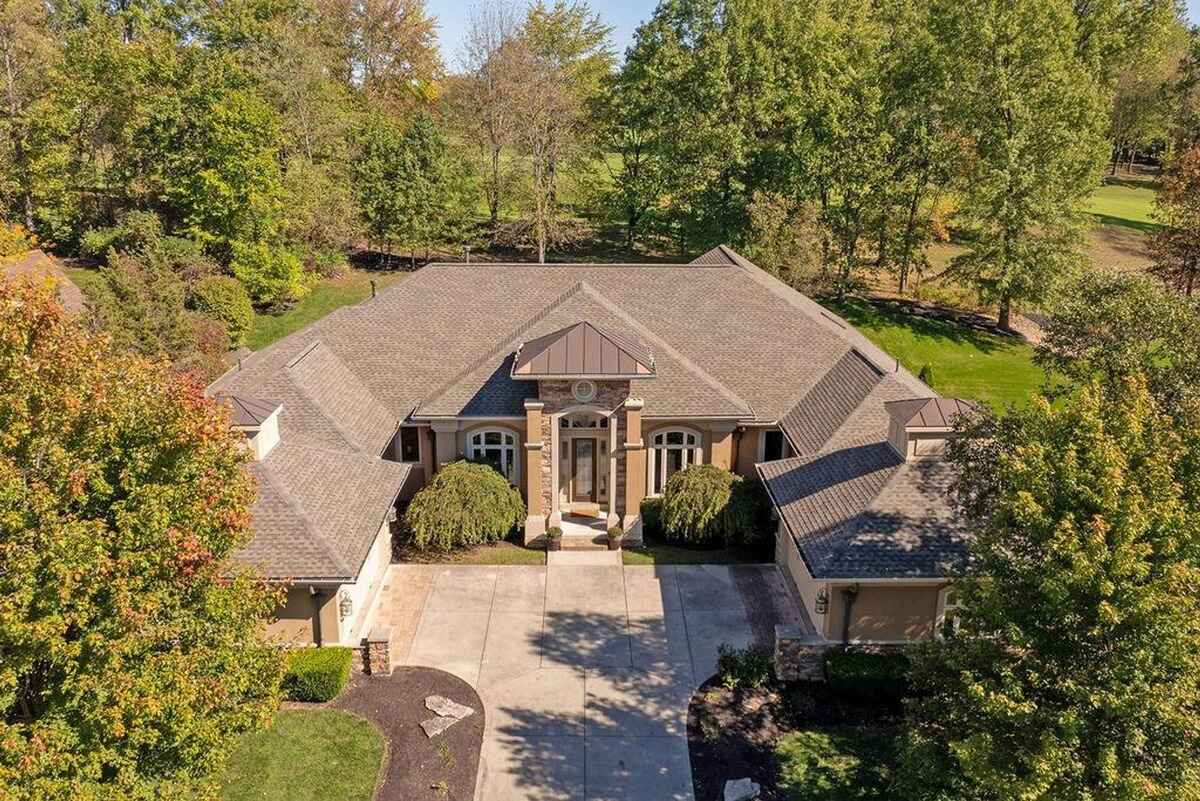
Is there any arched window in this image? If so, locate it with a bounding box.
[467,428,519,484]
[647,428,702,495]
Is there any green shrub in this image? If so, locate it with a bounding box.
[231,240,309,307]
[824,649,911,704]
[661,464,736,545]
[776,726,896,800]
[716,644,774,690]
[918,363,934,388]
[726,474,773,546]
[403,460,525,551]
[640,496,663,539]
[189,275,254,345]
[282,647,353,702]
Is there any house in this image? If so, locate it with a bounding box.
[208,245,971,647]
[2,249,85,313]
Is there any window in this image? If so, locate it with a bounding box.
[560,413,607,429]
[763,429,786,462]
[936,586,964,638]
[397,426,420,463]
[647,428,702,495]
[467,428,518,484]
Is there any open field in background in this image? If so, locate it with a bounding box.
[821,297,1044,411]
[220,709,383,801]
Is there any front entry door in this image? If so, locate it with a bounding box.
[571,438,596,502]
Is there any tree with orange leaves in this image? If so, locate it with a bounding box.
[1152,143,1200,296]
[0,276,283,800]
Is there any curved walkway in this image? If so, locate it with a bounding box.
[371,560,804,801]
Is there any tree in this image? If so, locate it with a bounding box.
[937,0,1107,330]
[353,112,467,262]
[448,0,524,227]
[402,460,524,551]
[1151,143,1200,296]
[899,379,1200,801]
[0,0,55,231]
[744,191,823,288]
[0,277,283,799]
[1038,268,1200,413]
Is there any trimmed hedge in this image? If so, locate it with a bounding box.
[403,460,525,551]
[824,648,911,705]
[640,496,664,539]
[189,275,254,345]
[283,647,353,702]
[659,465,771,546]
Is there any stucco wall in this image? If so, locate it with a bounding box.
[266,586,339,646]
[336,518,393,644]
[735,427,761,476]
[825,583,944,643]
[774,521,823,630]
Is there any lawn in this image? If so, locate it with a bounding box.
[621,539,768,565]
[396,539,547,565]
[1086,180,1159,232]
[247,268,407,350]
[775,725,897,800]
[822,297,1043,411]
[220,709,383,801]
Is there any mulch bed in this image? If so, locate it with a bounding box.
[687,676,898,801]
[335,666,483,801]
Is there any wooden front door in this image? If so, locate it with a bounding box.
[571,438,596,502]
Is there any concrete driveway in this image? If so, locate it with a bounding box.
[372,556,804,801]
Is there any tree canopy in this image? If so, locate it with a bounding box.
[0,277,283,799]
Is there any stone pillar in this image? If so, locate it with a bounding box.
[364,626,394,675]
[431,420,459,467]
[523,400,546,543]
[622,397,646,543]
[710,424,736,470]
[774,625,829,683]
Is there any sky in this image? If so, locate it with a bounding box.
[427,0,1200,69]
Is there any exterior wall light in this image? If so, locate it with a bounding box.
[338,593,353,621]
[815,587,829,615]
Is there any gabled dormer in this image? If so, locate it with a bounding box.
[215,393,283,460]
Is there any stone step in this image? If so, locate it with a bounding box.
[560,535,609,552]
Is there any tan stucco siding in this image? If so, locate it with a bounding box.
[825,584,944,642]
[336,520,393,644]
[266,586,339,646]
[735,428,761,476]
[775,520,823,628]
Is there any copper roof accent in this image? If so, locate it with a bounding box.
[511,320,656,379]
[884,397,978,429]
[213,392,282,426]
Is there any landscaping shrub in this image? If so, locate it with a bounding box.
[282,647,353,702]
[775,726,896,800]
[640,496,663,539]
[403,460,525,551]
[716,644,774,690]
[918,363,934,388]
[660,465,771,546]
[189,275,254,345]
[661,464,736,545]
[824,649,911,705]
[231,239,309,307]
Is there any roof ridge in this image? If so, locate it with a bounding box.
[573,283,754,417]
[415,280,598,413]
[255,460,352,576]
[284,341,391,454]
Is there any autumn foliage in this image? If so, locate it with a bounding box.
[0,277,283,799]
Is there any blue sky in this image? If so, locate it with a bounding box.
[427,0,1200,68]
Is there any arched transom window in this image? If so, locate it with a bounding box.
[467,428,518,484]
[647,428,702,495]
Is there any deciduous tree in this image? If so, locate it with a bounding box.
[1151,142,1200,296]
[899,379,1200,801]
[0,277,283,799]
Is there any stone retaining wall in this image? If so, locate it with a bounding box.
[363,626,394,676]
[774,625,830,683]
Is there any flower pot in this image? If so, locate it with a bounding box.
[548,537,562,552]
[606,537,621,551]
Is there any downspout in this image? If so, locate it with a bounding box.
[840,584,860,646]
[310,586,325,647]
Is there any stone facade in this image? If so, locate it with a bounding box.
[774,625,829,683]
[536,379,634,519]
[363,626,394,676]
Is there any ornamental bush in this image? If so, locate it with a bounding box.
[189,275,254,345]
[661,464,736,545]
[282,647,353,702]
[824,648,911,705]
[717,644,774,690]
[640,496,664,539]
[230,239,308,307]
[660,465,770,546]
[403,460,525,551]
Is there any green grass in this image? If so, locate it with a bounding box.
[621,539,767,565]
[1086,181,1159,233]
[220,709,383,801]
[775,725,897,801]
[397,540,547,565]
[823,297,1043,411]
[247,269,407,350]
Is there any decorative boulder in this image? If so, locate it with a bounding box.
[724,777,761,801]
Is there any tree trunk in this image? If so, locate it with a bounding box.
[998,296,1012,331]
